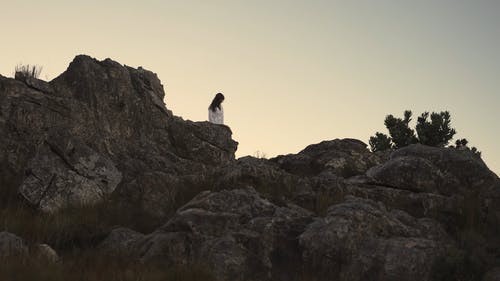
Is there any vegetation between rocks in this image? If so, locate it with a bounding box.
[369,110,480,156]
[0,254,215,281]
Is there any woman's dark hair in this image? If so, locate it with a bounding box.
[209,93,225,111]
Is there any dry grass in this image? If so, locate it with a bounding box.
[0,198,163,251]
[0,185,215,281]
[0,168,221,280]
[14,64,43,79]
[0,254,215,281]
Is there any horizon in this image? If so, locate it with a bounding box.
[1,0,499,174]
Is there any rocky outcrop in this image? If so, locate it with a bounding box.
[168,117,238,166]
[209,156,313,205]
[272,138,381,178]
[102,188,314,281]
[353,145,500,237]
[299,197,454,281]
[366,156,453,194]
[19,131,122,212]
[366,144,497,195]
[0,55,237,213]
[2,55,499,280]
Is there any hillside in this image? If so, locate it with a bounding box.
[0,55,499,281]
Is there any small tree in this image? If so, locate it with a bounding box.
[369,132,392,152]
[416,111,456,147]
[384,110,418,148]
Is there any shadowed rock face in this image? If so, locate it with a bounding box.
[367,144,498,194]
[0,55,237,212]
[299,196,453,281]
[358,145,500,235]
[101,187,314,281]
[19,131,122,212]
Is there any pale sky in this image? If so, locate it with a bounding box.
[1,0,499,174]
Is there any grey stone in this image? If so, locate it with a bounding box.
[105,187,314,281]
[99,227,144,256]
[19,132,122,212]
[0,232,28,258]
[272,138,382,178]
[34,244,59,263]
[299,197,453,281]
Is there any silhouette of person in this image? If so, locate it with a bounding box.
[208,93,224,124]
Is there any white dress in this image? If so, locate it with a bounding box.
[208,105,224,124]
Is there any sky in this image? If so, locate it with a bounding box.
[1,0,499,174]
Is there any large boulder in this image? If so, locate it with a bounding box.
[366,144,498,195]
[366,156,455,194]
[168,117,238,166]
[33,243,59,263]
[361,145,500,240]
[391,144,497,189]
[299,197,454,281]
[0,232,28,258]
[19,131,122,212]
[101,187,314,281]
[272,138,381,178]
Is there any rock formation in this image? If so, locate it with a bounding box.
[0,231,58,262]
[1,55,499,281]
[0,55,237,214]
[102,187,313,281]
[0,232,28,258]
[299,196,453,281]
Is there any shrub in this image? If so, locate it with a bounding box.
[416,111,456,147]
[455,138,468,147]
[369,110,480,155]
[384,110,418,148]
[369,132,392,152]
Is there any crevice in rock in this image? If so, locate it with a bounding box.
[36,173,56,208]
[44,140,88,180]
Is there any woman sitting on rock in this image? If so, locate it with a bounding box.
[208,92,224,125]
